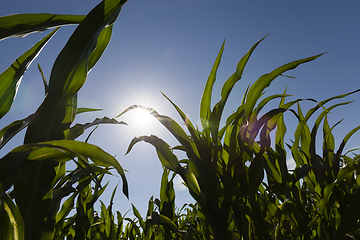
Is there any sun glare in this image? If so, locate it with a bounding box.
[127,108,155,131]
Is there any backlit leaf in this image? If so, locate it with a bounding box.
[0,28,58,119]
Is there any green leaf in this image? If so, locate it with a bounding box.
[244,53,324,119]
[0,193,24,240]
[25,0,128,143]
[291,89,360,168]
[136,135,181,172]
[37,64,48,96]
[0,114,33,150]
[322,115,337,154]
[1,140,128,198]
[126,135,201,197]
[161,92,200,143]
[0,14,84,40]
[336,125,360,157]
[67,116,126,140]
[200,40,225,131]
[0,28,58,119]
[148,212,185,235]
[132,204,146,230]
[209,36,266,137]
[275,89,287,148]
[181,169,201,197]
[54,194,76,234]
[119,105,200,160]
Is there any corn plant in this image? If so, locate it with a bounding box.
[0,1,129,239]
[120,37,360,239]
[121,169,208,239]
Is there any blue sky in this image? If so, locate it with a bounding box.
[1,0,360,217]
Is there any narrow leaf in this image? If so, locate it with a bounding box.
[0,13,84,40]
[245,53,324,119]
[0,193,24,240]
[200,40,225,130]
[0,28,58,119]
[0,114,33,150]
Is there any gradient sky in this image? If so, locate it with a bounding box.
[1,0,360,217]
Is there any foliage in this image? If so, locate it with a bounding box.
[1,1,360,239]
[0,1,129,239]
[120,37,360,239]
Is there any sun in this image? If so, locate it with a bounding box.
[112,89,170,136]
[126,107,156,132]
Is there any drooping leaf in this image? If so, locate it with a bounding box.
[0,13,84,40]
[147,212,185,235]
[1,140,128,197]
[0,114,33,150]
[67,116,126,140]
[34,141,128,197]
[136,135,181,172]
[119,105,200,160]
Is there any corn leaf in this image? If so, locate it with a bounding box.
[76,108,102,114]
[291,89,360,168]
[132,204,146,230]
[200,41,224,130]
[0,114,33,150]
[67,116,126,140]
[0,193,24,240]
[25,0,128,143]
[0,28,58,119]
[244,53,324,119]
[333,189,360,239]
[148,212,184,235]
[119,105,200,160]
[209,36,266,137]
[0,13,84,40]
[161,92,200,143]
[1,140,128,197]
[37,64,48,96]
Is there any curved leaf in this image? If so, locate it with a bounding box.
[67,116,126,140]
[0,193,24,240]
[209,36,266,137]
[161,92,200,143]
[0,114,33,150]
[0,28,58,119]
[25,0,128,143]
[1,140,128,198]
[244,53,325,119]
[291,89,360,167]
[148,212,185,235]
[0,13,84,40]
[134,135,181,172]
[37,63,48,96]
[119,105,200,161]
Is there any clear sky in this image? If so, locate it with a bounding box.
[1,0,360,217]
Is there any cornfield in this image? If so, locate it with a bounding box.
[1,0,360,239]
